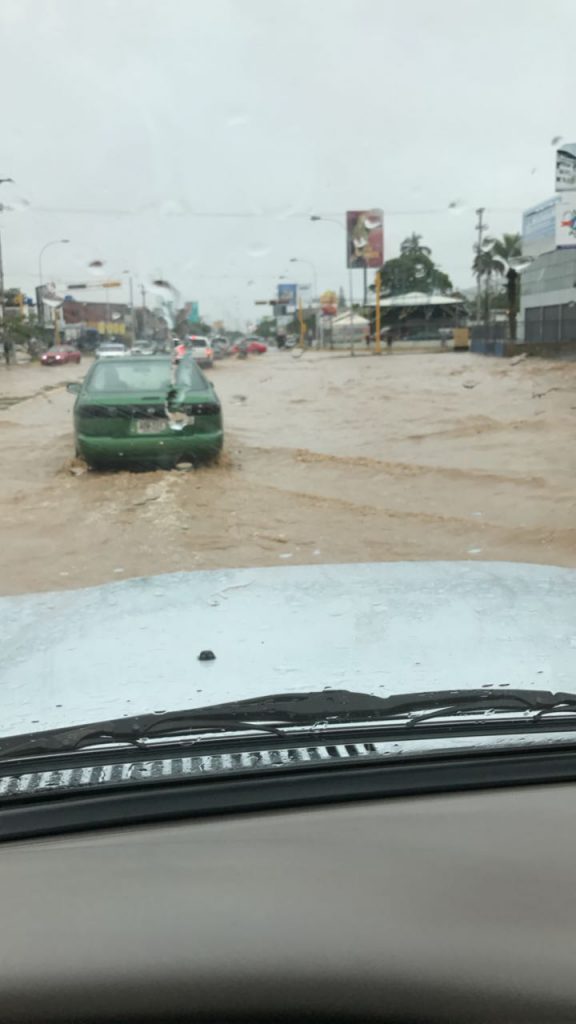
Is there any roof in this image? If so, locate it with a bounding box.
[368,291,464,308]
[332,311,370,326]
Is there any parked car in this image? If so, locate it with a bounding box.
[41,345,82,366]
[67,356,223,469]
[95,341,127,360]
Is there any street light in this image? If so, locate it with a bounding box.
[38,239,70,286]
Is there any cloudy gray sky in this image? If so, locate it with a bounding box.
[0,0,573,326]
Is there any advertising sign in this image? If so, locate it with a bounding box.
[555,191,576,248]
[556,144,576,191]
[187,301,200,323]
[522,197,557,258]
[277,282,297,306]
[346,209,383,268]
[320,289,338,316]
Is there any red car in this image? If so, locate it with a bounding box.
[231,337,268,355]
[41,345,82,366]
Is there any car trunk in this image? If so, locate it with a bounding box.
[77,390,221,438]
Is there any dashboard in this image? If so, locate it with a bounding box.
[1,783,576,1022]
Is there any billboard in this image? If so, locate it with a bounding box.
[346,209,383,268]
[556,144,576,191]
[522,197,557,259]
[320,289,338,316]
[187,301,200,323]
[555,191,576,248]
[277,282,297,306]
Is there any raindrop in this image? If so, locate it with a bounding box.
[227,112,249,128]
[5,196,30,213]
[414,263,426,279]
[468,547,483,555]
[448,199,466,216]
[88,260,105,276]
[158,199,187,216]
[551,135,563,146]
[247,243,270,259]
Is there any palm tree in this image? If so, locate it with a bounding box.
[472,233,522,335]
[493,233,522,264]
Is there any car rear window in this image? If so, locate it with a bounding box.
[86,359,208,393]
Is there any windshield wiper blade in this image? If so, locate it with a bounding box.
[2,688,576,761]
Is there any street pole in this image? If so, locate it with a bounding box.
[374,270,382,355]
[363,264,367,306]
[475,207,485,323]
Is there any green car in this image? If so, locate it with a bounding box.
[67,356,223,469]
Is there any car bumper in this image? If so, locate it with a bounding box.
[77,430,223,467]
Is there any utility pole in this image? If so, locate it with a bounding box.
[475,207,486,323]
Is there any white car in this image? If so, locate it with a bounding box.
[175,335,214,368]
[95,342,127,360]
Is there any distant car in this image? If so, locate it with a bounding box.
[41,345,81,366]
[131,340,156,356]
[212,336,232,360]
[95,342,127,360]
[67,356,223,470]
[245,338,267,354]
[175,336,214,368]
[231,337,268,355]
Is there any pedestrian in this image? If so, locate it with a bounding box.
[3,336,14,366]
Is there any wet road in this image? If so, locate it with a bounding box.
[0,349,575,595]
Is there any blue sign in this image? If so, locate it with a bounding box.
[187,301,200,322]
[277,283,297,306]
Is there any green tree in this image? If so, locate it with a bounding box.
[375,234,453,296]
[255,317,276,338]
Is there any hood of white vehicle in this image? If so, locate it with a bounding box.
[0,561,575,739]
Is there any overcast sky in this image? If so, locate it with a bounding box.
[0,0,573,326]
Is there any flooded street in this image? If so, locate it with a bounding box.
[0,349,575,596]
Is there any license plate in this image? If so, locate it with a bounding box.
[136,418,168,434]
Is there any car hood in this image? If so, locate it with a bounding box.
[0,561,575,739]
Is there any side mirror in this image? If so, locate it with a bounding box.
[66,382,81,394]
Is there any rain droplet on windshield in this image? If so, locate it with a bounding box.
[247,243,270,259]
[227,112,249,127]
[551,135,563,146]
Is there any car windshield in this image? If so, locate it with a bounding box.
[0,0,575,807]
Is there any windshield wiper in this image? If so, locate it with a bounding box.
[2,688,576,761]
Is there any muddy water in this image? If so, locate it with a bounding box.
[0,350,574,596]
